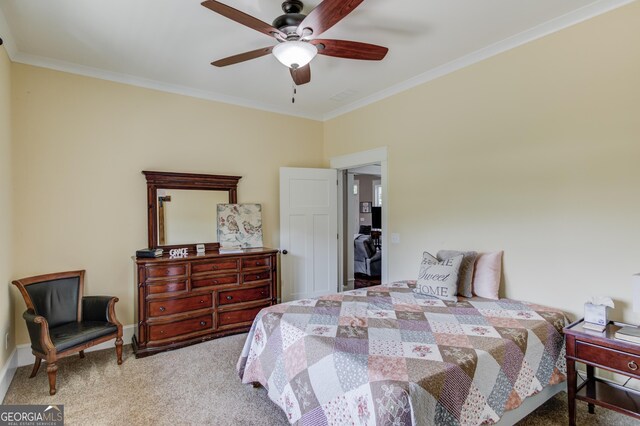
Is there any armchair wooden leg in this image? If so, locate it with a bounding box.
[46,362,58,396]
[79,350,85,359]
[30,357,42,378]
[115,337,123,365]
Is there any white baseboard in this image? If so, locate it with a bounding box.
[15,324,135,368]
[0,324,135,402]
[0,347,18,403]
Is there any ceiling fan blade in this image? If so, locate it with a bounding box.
[296,0,364,38]
[201,0,285,40]
[290,64,311,85]
[311,39,388,60]
[211,46,274,67]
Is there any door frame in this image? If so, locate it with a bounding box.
[330,147,389,288]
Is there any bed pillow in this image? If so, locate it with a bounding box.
[437,250,477,298]
[472,251,503,300]
[414,252,463,301]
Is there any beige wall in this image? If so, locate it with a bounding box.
[324,3,640,323]
[0,46,14,365]
[10,64,323,345]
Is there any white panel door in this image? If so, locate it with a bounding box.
[280,167,338,302]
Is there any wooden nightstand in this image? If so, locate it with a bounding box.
[564,319,640,425]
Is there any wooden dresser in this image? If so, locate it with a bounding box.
[132,248,278,357]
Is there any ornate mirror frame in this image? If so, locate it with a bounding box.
[142,171,242,251]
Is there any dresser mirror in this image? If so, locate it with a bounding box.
[142,171,242,251]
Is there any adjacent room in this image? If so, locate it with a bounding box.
[1,0,639,424]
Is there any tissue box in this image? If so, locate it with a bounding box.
[584,302,609,326]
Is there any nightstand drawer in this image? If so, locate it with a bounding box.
[576,341,640,376]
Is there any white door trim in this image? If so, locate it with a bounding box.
[330,147,389,284]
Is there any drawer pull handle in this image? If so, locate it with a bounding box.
[260,291,266,296]
[213,280,218,284]
[159,306,166,312]
[628,361,638,371]
[211,266,217,270]
[160,330,165,334]
[256,262,262,266]
[200,299,205,303]
[200,321,207,326]
[226,296,233,300]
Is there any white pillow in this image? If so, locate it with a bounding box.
[472,251,503,300]
[414,252,463,301]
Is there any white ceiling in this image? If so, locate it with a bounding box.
[0,0,631,120]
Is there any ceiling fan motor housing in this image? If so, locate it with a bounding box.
[273,0,306,36]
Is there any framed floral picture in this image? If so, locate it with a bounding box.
[217,204,263,248]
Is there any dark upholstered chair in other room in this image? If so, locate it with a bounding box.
[12,270,123,395]
[354,235,381,277]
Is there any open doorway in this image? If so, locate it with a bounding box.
[330,147,389,291]
[345,165,382,290]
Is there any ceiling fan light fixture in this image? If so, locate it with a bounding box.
[272,41,318,69]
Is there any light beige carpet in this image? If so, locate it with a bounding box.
[3,334,636,425]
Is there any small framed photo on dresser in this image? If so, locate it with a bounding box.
[360,202,371,213]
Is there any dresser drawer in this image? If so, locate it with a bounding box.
[146,264,187,278]
[148,293,212,317]
[192,274,239,289]
[146,280,186,295]
[242,256,271,269]
[148,314,213,341]
[218,305,268,327]
[192,258,239,274]
[219,285,270,306]
[243,270,271,283]
[576,341,640,376]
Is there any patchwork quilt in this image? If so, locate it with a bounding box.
[237,281,567,425]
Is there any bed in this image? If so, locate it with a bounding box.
[237,280,567,425]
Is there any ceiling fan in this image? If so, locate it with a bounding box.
[201,0,389,86]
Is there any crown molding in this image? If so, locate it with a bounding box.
[9,51,322,121]
[323,0,636,121]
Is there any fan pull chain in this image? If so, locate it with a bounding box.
[292,85,297,104]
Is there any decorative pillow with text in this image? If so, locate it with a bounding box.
[414,252,463,301]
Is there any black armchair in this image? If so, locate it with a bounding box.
[12,270,123,395]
